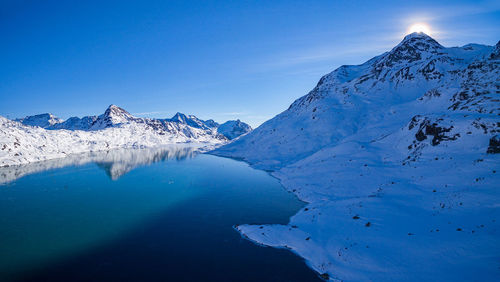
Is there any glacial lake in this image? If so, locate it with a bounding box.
[0,146,320,281]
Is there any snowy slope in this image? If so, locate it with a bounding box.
[213,33,500,281]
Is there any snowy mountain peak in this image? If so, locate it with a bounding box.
[104,104,134,120]
[16,113,63,128]
[171,112,189,123]
[377,32,444,68]
[216,34,498,167]
[213,35,499,281]
[397,32,443,50]
[217,119,252,140]
[12,106,252,141]
[90,105,135,130]
[204,119,219,128]
[51,115,98,130]
[169,112,220,130]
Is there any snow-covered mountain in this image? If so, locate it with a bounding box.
[1,105,251,166]
[51,116,98,130]
[16,113,63,128]
[16,105,252,139]
[169,112,216,130]
[213,33,499,281]
[217,119,252,140]
[89,104,136,130]
[216,33,498,168]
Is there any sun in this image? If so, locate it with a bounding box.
[407,23,432,35]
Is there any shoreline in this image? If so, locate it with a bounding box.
[210,146,500,281]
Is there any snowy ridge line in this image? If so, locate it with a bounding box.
[1,105,252,167]
[213,33,500,281]
[15,104,252,140]
[0,116,218,167]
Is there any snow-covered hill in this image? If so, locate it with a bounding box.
[213,33,499,281]
[1,105,251,166]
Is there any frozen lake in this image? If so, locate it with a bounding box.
[0,146,320,281]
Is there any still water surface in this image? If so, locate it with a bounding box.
[0,146,320,281]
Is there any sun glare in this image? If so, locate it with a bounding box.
[407,23,432,35]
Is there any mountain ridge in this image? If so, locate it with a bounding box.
[16,104,252,140]
[216,32,498,168]
[1,105,251,166]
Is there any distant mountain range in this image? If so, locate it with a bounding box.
[15,104,251,140]
[1,105,251,166]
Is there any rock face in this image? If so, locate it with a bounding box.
[487,135,500,154]
[213,33,500,281]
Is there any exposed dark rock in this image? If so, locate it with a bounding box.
[319,273,330,280]
[487,135,500,154]
[412,117,460,146]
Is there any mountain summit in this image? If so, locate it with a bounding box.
[90,104,135,130]
[169,112,216,130]
[217,32,498,167]
[396,32,443,51]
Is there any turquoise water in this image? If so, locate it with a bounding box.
[0,147,320,281]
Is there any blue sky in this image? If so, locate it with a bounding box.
[1,0,499,127]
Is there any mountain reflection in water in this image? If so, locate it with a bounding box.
[0,145,198,184]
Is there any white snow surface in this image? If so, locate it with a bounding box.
[213,33,500,281]
[2,105,253,166]
[0,114,222,167]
